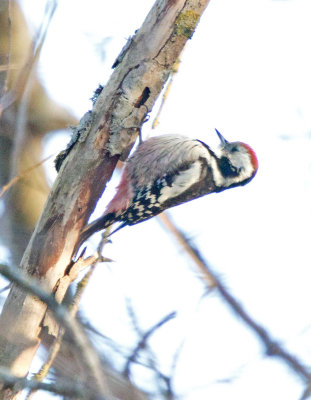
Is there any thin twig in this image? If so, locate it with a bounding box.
[0,154,55,199]
[300,384,311,400]
[82,319,132,358]
[0,0,57,115]
[0,263,111,399]
[0,367,86,398]
[0,0,12,99]
[124,306,178,398]
[152,57,181,129]
[158,212,311,383]
[26,267,96,399]
[124,311,176,377]
[26,231,111,399]
[8,0,57,181]
[125,297,144,337]
[158,213,216,287]
[0,284,11,294]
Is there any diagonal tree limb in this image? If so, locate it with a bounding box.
[158,212,311,384]
[0,0,211,398]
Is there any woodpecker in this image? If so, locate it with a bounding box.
[75,130,258,253]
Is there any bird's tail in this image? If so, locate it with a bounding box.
[73,212,119,258]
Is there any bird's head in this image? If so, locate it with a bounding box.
[215,129,258,187]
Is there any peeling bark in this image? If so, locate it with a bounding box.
[0,0,211,397]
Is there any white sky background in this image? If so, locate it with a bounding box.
[17,0,311,399]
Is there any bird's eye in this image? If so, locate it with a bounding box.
[231,146,238,153]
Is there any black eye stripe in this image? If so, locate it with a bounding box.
[218,157,240,177]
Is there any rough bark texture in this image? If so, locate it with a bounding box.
[0,0,211,397]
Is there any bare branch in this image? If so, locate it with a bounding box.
[124,311,177,377]
[0,1,212,391]
[0,154,55,199]
[158,213,311,383]
[0,0,12,99]
[300,385,311,400]
[26,233,112,399]
[158,213,216,287]
[0,367,87,398]
[152,57,181,130]
[0,264,111,399]
[0,0,57,115]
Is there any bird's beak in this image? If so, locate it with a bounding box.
[215,129,228,145]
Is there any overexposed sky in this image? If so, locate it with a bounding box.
[18,0,311,399]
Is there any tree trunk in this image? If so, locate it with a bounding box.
[0,0,211,398]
